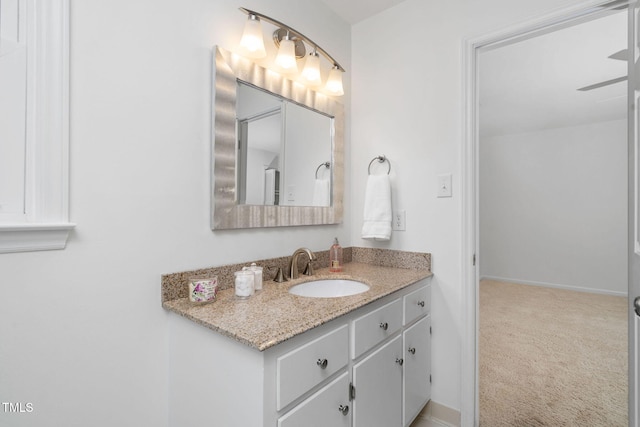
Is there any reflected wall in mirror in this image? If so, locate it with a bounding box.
[236,82,333,207]
[212,46,344,229]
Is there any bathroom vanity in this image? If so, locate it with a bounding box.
[164,259,432,427]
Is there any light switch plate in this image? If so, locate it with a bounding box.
[437,174,452,198]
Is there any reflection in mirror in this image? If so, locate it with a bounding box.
[236,82,333,207]
[212,46,344,229]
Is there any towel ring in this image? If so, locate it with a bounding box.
[368,155,391,175]
[315,162,330,179]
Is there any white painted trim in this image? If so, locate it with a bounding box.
[0,223,75,253]
[0,0,74,253]
[424,401,462,427]
[480,275,628,297]
[460,31,479,427]
[461,1,628,425]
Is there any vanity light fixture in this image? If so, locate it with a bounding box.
[325,65,345,96]
[301,50,322,86]
[238,14,266,59]
[274,31,298,72]
[238,7,345,96]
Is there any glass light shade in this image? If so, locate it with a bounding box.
[239,16,266,59]
[301,53,322,86]
[325,66,344,96]
[275,37,298,73]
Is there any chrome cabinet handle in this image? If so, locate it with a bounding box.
[417,300,425,307]
[316,358,328,369]
[408,347,416,355]
[338,404,349,415]
[396,358,404,366]
[379,322,388,331]
[635,296,640,317]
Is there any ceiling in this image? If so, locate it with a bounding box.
[479,10,627,137]
[320,0,406,24]
[319,1,627,138]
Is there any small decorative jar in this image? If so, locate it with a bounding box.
[234,270,255,299]
[188,276,218,304]
[242,263,263,291]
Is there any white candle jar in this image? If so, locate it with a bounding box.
[234,270,255,299]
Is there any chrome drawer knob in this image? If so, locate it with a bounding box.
[379,322,389,331]
[396,358,404,366]
[317,358,328,369]
[408,347,416,355]
[417,300,425,307]
[338,404,349,415]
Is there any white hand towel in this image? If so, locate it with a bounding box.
[361,174,392,240]
[312,178,330,206]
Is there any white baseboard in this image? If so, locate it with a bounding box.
[422,401,461,427]
[480,275,627,297]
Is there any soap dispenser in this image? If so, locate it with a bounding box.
[329,237,343,273]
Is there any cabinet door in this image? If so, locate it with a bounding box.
[403,316,431,426]
[278,372,351,427]
[353,335,403,427]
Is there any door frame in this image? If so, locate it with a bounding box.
[461,1,631,425]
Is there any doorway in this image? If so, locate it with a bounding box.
[461,1,630,425]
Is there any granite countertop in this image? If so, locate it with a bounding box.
[163,262,432,351]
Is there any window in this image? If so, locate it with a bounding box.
[0,0,74,253]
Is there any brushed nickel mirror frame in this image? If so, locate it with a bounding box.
[211,46,344,229]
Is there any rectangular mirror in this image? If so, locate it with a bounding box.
[212,46,344,229]
[236,81,333,207]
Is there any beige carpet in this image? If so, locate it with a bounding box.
[479,280,628,426]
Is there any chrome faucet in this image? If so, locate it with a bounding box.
[288,248,317,280]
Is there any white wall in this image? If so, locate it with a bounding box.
[2,0,619,423]
[0,1,350,426]
[480,120,627,295]
[282,102,332,206]
[350,0,604,411]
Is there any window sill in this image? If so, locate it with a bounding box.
[0,223,76,254]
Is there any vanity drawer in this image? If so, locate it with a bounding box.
[403,283,431,325]
[351,298,402,359]
[276,324,349,410]
[278,372,351,427]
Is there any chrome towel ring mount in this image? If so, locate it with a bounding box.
[368,155,391,175]
[315,162,330,179]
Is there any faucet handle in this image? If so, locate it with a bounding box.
[268,265,287,282]
[303,261,314,276]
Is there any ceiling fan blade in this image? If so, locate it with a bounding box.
[609,49,627,61]
[577,76,627,91]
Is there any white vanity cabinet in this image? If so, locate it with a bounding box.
[352,334,404,427]
[277,372,352,427]
[167,277,431,427]
[403,316,431,426]
[276,324,349,410]
[350,281,432,427]
[402,283,432,426]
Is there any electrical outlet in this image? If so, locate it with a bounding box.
[392,210,406,231]
[286,185,296,202]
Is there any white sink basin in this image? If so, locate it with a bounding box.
[288,279,370,298]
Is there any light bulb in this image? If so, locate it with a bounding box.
[325,66,344,96]
[301,52,321,86]
[239,15,266,59]
[275,34,298,73]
